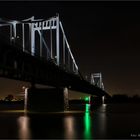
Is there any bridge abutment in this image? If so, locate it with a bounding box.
[26,87,69,112]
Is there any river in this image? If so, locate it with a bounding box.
[0,103,140,139]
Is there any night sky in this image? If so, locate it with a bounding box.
[0,1,140,97]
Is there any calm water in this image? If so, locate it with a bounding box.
[0,103,140,139]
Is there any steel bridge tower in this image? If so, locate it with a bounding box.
[0,14,78,75]
[90,73,104,90]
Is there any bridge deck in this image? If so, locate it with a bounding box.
[0,37,109,97]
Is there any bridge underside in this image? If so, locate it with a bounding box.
[0,38,109,97]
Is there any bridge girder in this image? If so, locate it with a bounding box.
[0,39,109,97]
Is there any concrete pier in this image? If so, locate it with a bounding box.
[27,87,69,112]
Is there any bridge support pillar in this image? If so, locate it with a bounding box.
[26,87,69,112]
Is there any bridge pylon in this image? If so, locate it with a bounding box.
[90,73,104,90]
[0,14,79,75]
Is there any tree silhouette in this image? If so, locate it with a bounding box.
[4,94,14,101]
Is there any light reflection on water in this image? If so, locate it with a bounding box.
[16,104,107,139]
[84,104,92,139]
[63,115,75,139]
[98,104,107,137]
[1,104,140,139]
[17,115,31,139]
[16,104,108,139]
[63,104,93,139]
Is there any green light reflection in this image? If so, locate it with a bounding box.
[84,104,91,139]
[85,103,90,113]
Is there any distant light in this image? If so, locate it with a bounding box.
[11,37,14,40]
[85,97,89,101]
[22,86,26,90]
[84,96,91,104]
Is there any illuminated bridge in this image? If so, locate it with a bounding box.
[0,15,110,111]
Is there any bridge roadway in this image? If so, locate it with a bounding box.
[0,37,109,98]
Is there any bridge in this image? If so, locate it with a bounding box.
[0,15,109,112]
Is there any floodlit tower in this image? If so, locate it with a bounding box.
[90,72,104,90]
[90,73,94,85]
